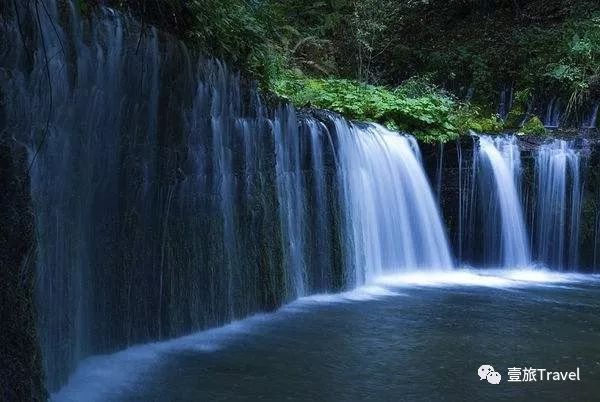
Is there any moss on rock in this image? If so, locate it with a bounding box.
[521,116,547,135]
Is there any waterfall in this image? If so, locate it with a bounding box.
[458,135,590,271]
[335,121,454,283]
[435,142,444,201]
[1,1,345,391]
[456,138,478,264]
[534,140,584,270]
[498,86,513,121]
[304,119,339,291]
[475,136,530,267]
[0,0,460,392]
[273,107,309,298]
[544,97,562,128]
[585,103,598,129]
[7,0,596,396]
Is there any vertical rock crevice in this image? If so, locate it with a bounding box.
[0,137,46,401]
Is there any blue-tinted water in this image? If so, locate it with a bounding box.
[54,271,600,401]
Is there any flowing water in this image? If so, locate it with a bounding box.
[2,1,600,399]
[585,103,599,129]
[2,1,337,389]
[473,136,530,267]
[498,86,513,121]
[2,0,453,392]
[534,140,585,270]
[544,97,563,128]
[53,271,600,401]
[335,122,454,283]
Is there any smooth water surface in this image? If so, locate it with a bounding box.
[55,271,600,401]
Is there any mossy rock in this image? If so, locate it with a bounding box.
[505,107,526,129]
[521,116,547,135]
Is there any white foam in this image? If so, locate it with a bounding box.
[374,268,595,289]
[289,285,400,306]
[51,314,270,402]
[51,268,598,401]
[51,283,399,401]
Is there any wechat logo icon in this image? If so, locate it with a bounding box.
[478,364,501,384]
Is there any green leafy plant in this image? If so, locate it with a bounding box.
[273,75,505,142]
[521,116,547,135]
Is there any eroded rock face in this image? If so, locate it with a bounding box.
[0,139,46,401]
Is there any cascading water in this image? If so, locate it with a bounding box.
[3,0,594,397]
[303,119,341,291]
[4,0,600,400]
[435,142,444,201]
[585,103,598,129]
[474,136,530,267]
[534,140,585,270]
[498,86,513,121]
[545,97,562,128]
[335,120,454,283]
[455,135,593,271]
[1,0,458,393]
[1,1,345,391]
[456,138,479,264]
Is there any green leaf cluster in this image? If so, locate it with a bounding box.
[520,116,547,136]
[273,75,506,142]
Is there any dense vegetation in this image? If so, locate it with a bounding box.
[273,77,506,141]
[99,0,600,141]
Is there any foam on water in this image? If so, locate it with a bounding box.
[51,284,399,402]
[289,285,401,306]
[375,268,596,288]
[51,267,600,401]
[51,315,271,402]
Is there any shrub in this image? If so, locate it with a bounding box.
[273,75,506,142]
[521,116,547,135]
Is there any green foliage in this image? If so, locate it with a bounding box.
[521,116,547,136]
[186,0,282,83]
[503,89,531,128]
[521,11,600,97]
[273,75,505,142]
[105,0,600,134]
[268,1,600,132]
[453,106,504,134]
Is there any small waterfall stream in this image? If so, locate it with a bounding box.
[476,136,531,267]
[585,103,599,129]
[534,140,585,270]
[544,97,563,128]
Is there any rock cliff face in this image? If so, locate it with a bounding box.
[0,139,46,401]
[420,137,474,262]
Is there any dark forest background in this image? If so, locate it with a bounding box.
[88,0,600,140]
